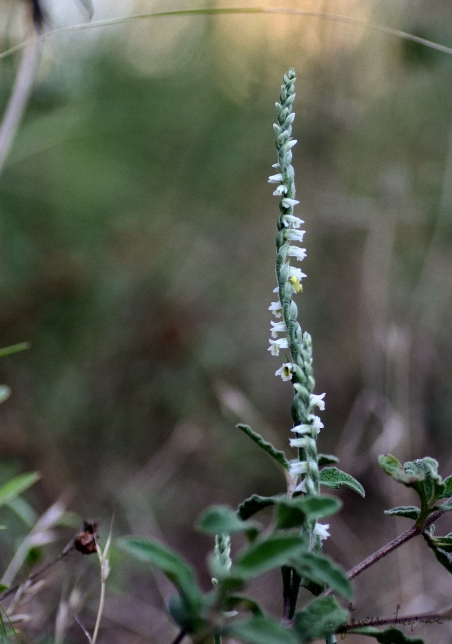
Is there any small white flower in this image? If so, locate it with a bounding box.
[289,267,307,281]
[294,479,307,493]
[275,363,294,381]
[273,185,287,196]
[282,215,304,228]
[312,416,324,432]
[289,460,308,476]
[285,229,306,243]
[288,247,307,261]
[273,286,279,293]
[272,163,281,169]
[281,197,300,208]
[268,338,289,356]
[313,523,330,541]
[289,436,307,448]
[268,301,283,317]
[310,393,326,411]
[270,320,287,338]
[290,424,312,435]
[268,173,284,183]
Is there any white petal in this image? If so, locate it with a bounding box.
[268,338,289,356]
[313,523,330,541]
[289,460,307,476]
[273,185,287,196]
[310,393,326,411]
[283,215,304,228]
[268,301,283,317]
[285,229,306,242]
[288,247,307,261]
[289,267,307,281]
[312,416,324,432]
[290,424,312,435]
[294,478,307,493]
[275,363,294,381]
[270,320,287,338]
[281,198,300,208]
[268,173,284,183]
[289,436,307,448]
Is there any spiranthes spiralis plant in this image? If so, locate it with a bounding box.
[118,69,452,644]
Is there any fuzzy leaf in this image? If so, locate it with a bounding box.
[384,506,420,520]
[117,537,202,609]
[196,505,260,540]
[237,424,289,470]
[436,503,452,513]
[379,455,422,485]
[275,495,341,530]
[293,551,353,599]
[226,616,299,644]
[348,626,424,643]
[318,454,339,466]
[0,472,40,507]
[238,495,280,520]
[319,467,365,497]
[294,596,348,643]
[231,535,306,579]
[439,475,452,499]
[423,533,452,574]
[428,533,452,552]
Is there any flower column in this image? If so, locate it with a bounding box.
[268,69,328,543]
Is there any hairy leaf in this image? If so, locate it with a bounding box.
[237,424,289,470]
[294,596,348,643]
[231,535,306,579]
[226,616,298,644]
[317,454,339,466]
[275,495,341,530]
[293,551,353,599]
[238,495,281,520]
[319,467,365,497]
[384,506,420,520]
[117,537,202,609]
[196,505,260,540]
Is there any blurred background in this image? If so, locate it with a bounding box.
[1,0,452,641]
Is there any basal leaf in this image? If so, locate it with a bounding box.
[294,596,348,643]
[231,535,306,579]
[117,537,202,609]
[226,615,298,644]
[294,551,353,599]
[237,424,289,471]
[196,505,260,540]
[0,472,40,507]
[384,506,420,520]
[348,626,424,643]
[238,495,281,520]
[319,467,365,497]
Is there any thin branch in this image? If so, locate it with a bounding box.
[170,630,187,644]
[0,545,75,603]
[0,30,39,177]
[2,7,452,63]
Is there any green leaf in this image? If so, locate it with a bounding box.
[440,474,452,499]
[319,467,365,497]
[0,343,30,359]
[0,387,11,405]
[348,626,424,643]
[237,424,289,471]
[379,455,422,485]
[196,505,260,540]
[384,506,420,520]
[117,537,202,610]
[423,533,452,574]
[238,495,281,520]
[275,495,341,530]
[231,535,306,579]
[226,615,299,644]
[427,533,452,551]
[293,551,353,599]
[294,596,348,643]
[225,595,264,616]
[317,454,339,466]
[0,472,40,507]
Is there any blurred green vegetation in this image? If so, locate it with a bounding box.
[1,1,452,641]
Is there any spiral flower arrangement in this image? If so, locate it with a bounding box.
[268,69,328,541]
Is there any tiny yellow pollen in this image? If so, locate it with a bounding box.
[289,276,303,293]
